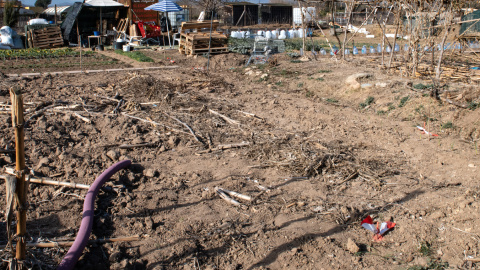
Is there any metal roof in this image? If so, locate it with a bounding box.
[43,6,71,15]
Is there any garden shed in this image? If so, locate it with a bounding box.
[226,2,259,26]
[261,3,292,25]
[460,9,480,38]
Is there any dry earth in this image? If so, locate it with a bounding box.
[0,47,479,270]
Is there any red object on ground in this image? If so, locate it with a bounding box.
[136,21,162,38]
[361,215,396,242]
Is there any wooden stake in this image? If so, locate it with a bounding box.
[10,87,27,260]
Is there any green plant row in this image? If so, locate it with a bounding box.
[284,38,376,52]
[114,50,154,62]
[0,48,94,59]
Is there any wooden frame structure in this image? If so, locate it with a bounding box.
[178,21,228,55]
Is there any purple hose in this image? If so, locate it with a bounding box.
[57,160,131,270]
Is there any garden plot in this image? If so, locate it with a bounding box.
[0,49,479,270]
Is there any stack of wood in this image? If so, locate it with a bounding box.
[389,61,480,83]
[27,26,64,49]
[178,21,228,55]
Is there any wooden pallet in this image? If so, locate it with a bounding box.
[178,21,228,55]
[28,26,64,49]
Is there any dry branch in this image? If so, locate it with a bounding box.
[121,113,190,135]
[162,112,205,145]
[197,141,250,154]
[209,109,240,125]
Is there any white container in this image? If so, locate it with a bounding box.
[297,28,304,38]
[257,30,264,37]
[278,30,286,39]
[288,29,296,38]
[245,31,250,38]
[271,30,277,39]
[293,7,316,25]
[168,9,190,28]
[123,45,130,52]
[265,31,272,39]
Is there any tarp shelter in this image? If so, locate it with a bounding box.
[226,2,259,26]
[84,0,125,38]
[261,3,292,25]
[460,9,480,38]
[61,1,127,44]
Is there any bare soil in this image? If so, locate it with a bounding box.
[0,47,479,270]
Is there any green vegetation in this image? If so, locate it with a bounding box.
[419,241,431,256]
[305,90,314,98]
[413,83,434,90]
[297,82,304,88]
[360,96,375,108]
[377,110,387,115]
[275,81,283,86]
[0,48,92,59]
[290,60,301,63]
[468,102,479,110]
[326,98,338,103]
[442,121,454,129]
[399,96,410,107]
[408,260,448,270]
[316,77,324,81]
[114,50,154,62]
[318,69,332,73]
[3,0,20,27]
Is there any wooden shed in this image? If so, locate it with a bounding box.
[226,2,259,26]
[261,3,292,25]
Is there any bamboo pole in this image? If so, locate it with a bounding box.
[0,235,141,249]
[1,168,91,190]
[10,87,27,260]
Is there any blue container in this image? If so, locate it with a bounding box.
[93,31,100,36]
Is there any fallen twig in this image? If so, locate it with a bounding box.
[121,113,190,135]
[209,109,240,125]
[197,141,250,154]
[337,171,358,185]
[162,112,205,145]
[215,187,241,206]
[73,112,92,123]
[237,110,263,120]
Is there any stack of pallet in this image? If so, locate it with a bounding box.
[178,21,228,55]
[27,25,64,49]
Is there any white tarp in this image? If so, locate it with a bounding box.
[43,6,71,16]
[84,0,124,7]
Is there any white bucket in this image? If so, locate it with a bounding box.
[123,45,130,52]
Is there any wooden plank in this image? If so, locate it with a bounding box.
[180,21,219,31]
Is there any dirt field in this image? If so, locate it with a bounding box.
[1,46,480,270]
